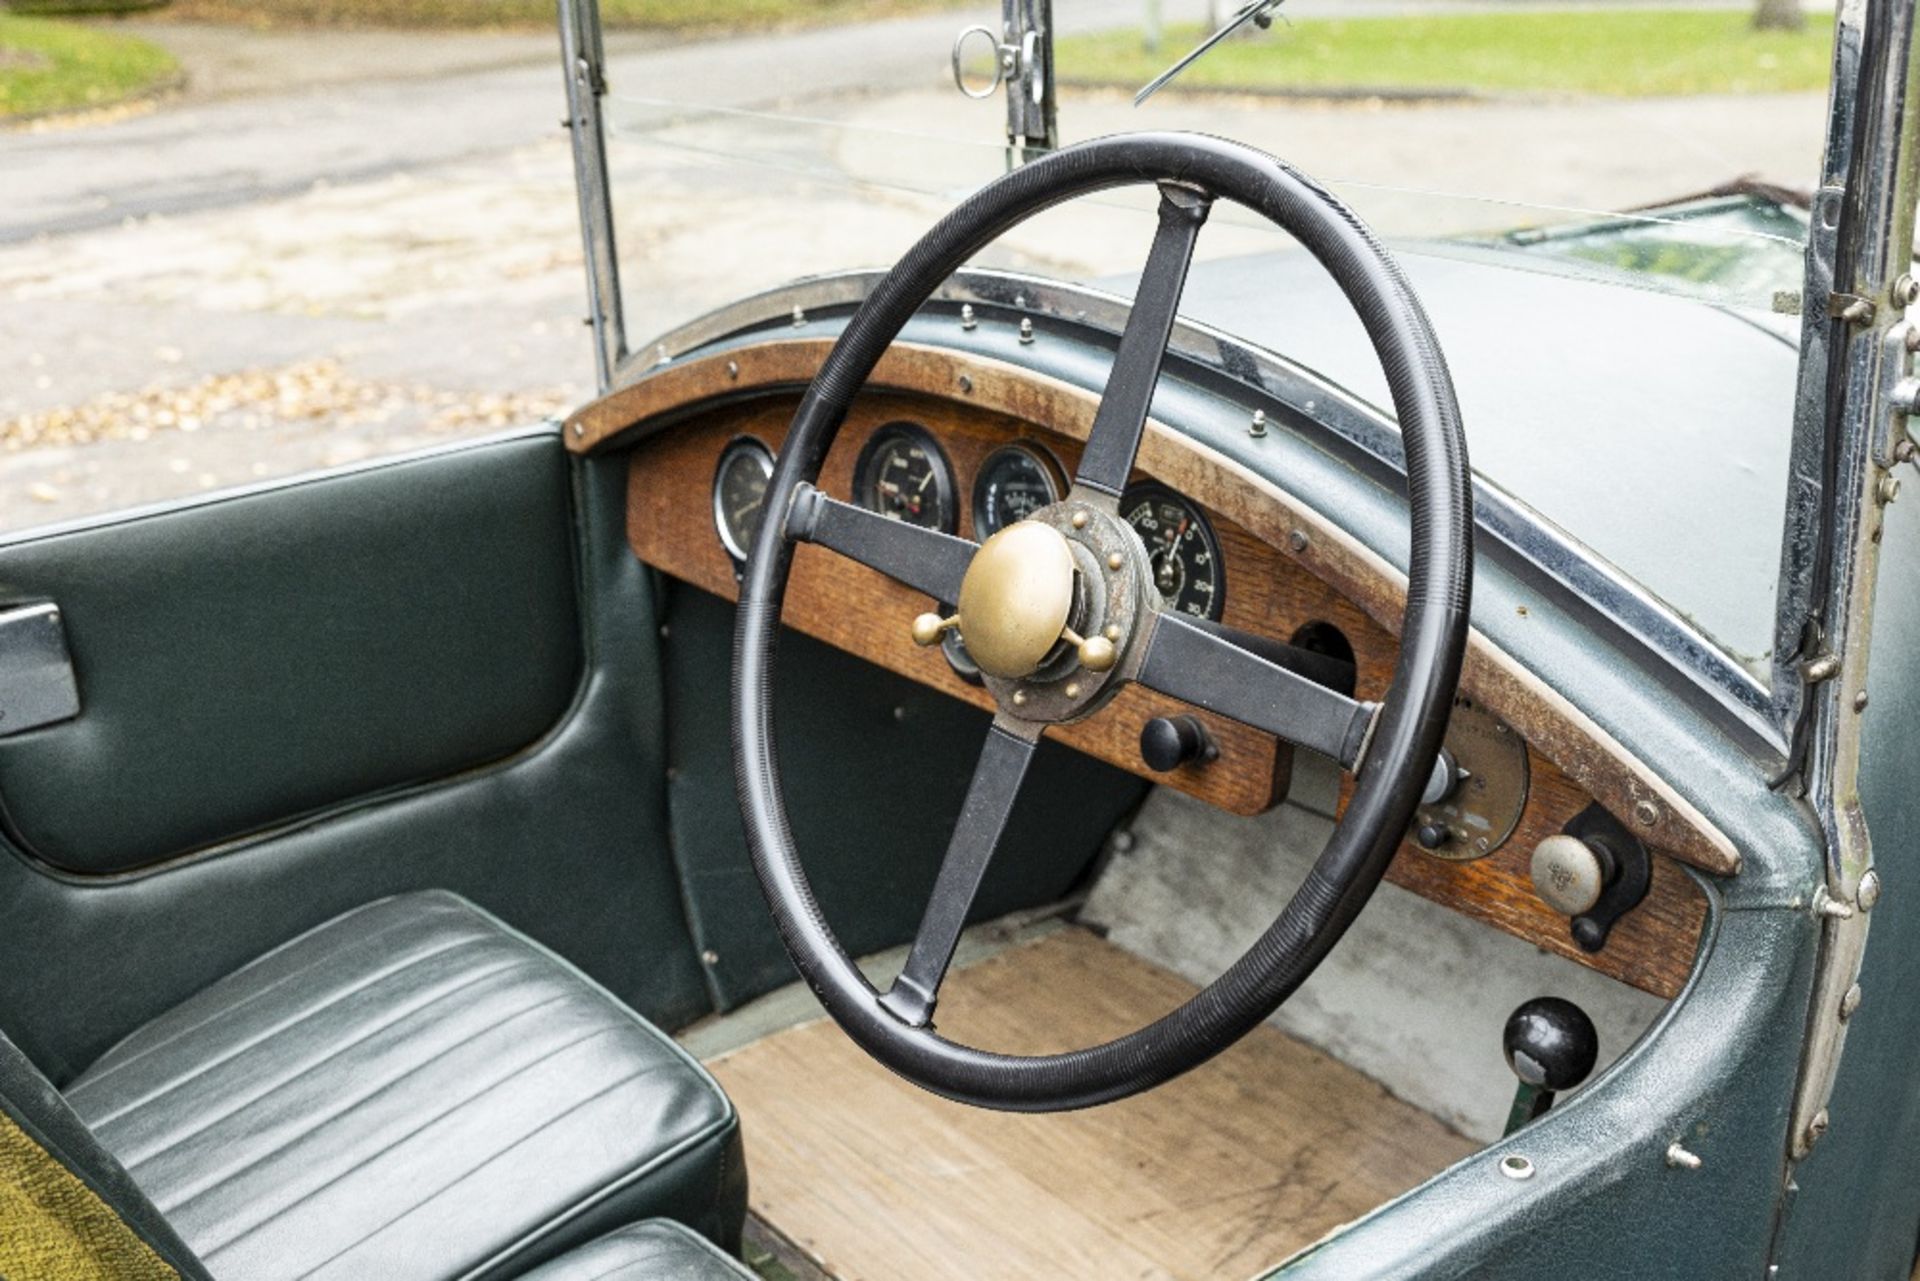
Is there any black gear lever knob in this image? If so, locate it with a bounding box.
[1501,997,1599,1134]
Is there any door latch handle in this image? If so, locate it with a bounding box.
[0,602,80,738]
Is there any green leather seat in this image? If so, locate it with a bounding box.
[2,891,747,1279]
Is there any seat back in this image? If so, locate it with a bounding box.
[0,1032,208,1280]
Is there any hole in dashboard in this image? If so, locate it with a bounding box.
[1290,620,1358,697]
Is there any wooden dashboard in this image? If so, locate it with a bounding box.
[571,339,1732,1001]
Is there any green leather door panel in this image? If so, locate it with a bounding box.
[0,434,581,874]
[0,441,708,1080]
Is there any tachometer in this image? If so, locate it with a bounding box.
[971,442,1065,538]
[713,436,775,563]
[854,422,956,533]
[1121,482,1225,621]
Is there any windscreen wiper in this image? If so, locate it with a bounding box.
[1134,0,1286,106]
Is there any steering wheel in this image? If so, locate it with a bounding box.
[734,132,1472,1112]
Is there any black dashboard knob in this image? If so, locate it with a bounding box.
[1140,715,1216,772]
[1502,997,1599,1092]
[1414,822,1451,851]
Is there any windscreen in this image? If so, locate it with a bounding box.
[599,5,1835,683]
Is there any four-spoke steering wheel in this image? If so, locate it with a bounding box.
[733,133,1472,1112]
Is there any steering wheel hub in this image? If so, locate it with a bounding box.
[955,521,1077,679]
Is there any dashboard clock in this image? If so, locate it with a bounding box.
[1121,481,1226,621]
[854,422,957,534]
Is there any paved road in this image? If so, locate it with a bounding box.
[2,0,1781,242]
[1,4,1827,530]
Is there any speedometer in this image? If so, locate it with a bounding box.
[1121,482,1225,621]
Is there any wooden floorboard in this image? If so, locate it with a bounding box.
[707,930,1476,1281]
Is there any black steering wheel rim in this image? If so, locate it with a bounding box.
[733,132,1472,1112]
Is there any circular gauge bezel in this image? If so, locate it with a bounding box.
[853,421,958,535]
[712,435,777,562]
[970,440,1066,539]
[1120,480,1227,622]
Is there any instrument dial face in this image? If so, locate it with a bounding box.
[971,442,1064,538]
[1122,483,1225,621]
[713,436,776,562]
[855,422,956,534]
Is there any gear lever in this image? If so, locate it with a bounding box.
[1501,997,1599,1135]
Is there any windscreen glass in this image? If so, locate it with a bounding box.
[601,5,1836,681]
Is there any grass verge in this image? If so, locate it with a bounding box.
[1057,9,1837,99]
[134,0,960,32]
[0,14,179,120]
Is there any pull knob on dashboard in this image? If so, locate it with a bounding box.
[1140,715,1218,772]
[1534,805,1654,954]
[1531,834,1614,916]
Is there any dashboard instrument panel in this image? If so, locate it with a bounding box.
[587,339,1722,1003]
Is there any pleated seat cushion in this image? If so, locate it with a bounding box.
[63,890,744,1280]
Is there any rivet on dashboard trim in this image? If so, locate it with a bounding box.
[1632,799,1661,828]
[1499,1155,1535,1181]
[1249,409,1267,438]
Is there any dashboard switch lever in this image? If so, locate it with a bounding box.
[1140,715,1217,772]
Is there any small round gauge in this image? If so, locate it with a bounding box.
[1121,482,1226,621]
[854,422,956,533]
[971,441,1065,538]
[712,436,776,562]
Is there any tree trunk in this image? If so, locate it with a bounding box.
[1753,0,1805,33]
